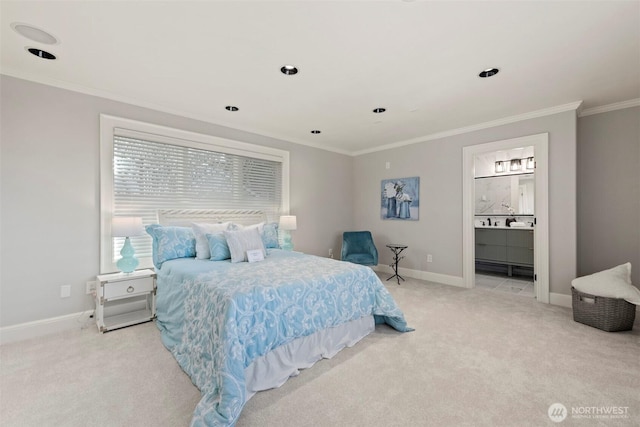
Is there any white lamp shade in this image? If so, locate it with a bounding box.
[526,157,535,169]
[279,215,297,231]
[112,216,144,237]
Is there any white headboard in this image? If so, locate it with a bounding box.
[157,209,267,226]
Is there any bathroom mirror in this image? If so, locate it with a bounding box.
[475,174,534,215]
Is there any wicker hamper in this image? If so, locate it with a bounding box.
[571,287,636,332]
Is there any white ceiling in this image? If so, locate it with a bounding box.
[1,1,639,155]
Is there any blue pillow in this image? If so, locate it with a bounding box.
[145,224,196,268]
[262,222,280,249]
[206,232,231,261]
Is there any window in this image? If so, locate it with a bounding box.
[100,115,289,273]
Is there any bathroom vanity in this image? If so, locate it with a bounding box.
[475,227,534,275]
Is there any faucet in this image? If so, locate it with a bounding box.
[487,218,492,226]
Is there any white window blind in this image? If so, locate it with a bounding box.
[111,135,283,261]
[100,115,289,273]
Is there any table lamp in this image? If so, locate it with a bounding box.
[112,216,144,273]
[279,215,297,251]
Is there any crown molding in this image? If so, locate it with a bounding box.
[578,98,640,117]
[3,69,590,158]
[352,101,583,156]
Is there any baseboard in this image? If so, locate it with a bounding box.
[422,271,466,288]
[373,265,585,310]
[549,292,572,308]
[0,310,94,346]
[373,265,465,288]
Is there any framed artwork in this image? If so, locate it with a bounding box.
[381,176,420,221]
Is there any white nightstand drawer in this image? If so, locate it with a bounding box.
[103,276,154,300]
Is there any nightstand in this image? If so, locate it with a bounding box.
[95,269,156,333]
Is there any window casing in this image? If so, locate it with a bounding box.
[100,115,289,273]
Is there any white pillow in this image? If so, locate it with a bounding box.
[191,222,231,260]
[224,227,266,263]
[571,263,640,305]
[230,222,265,233]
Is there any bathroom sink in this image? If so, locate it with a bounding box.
[510,222,527,227]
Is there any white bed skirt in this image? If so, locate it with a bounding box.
[244,315,375,399]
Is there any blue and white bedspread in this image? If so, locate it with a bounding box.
[156,249,413,426]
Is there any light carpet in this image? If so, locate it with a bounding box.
[1,274,638,426]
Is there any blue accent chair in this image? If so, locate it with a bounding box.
[341,231,378,266]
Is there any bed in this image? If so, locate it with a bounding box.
[149,210,413,426]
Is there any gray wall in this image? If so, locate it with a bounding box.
[0,75,353,327]
[577,106,640,286]
[354,111,577,296]
[3,73,635,328]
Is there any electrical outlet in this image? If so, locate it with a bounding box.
[427,254,433,263]
[328,248,334,258]
[60,285,71,298]
[86,281,97,295]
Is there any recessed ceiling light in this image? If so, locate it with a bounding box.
[373,108,386,113]
[479,68,499,78]
[225,106,239,111]
[11,23,58,44]
[310,130,321,134]
[280,65,298,75]
[27,47,56,60]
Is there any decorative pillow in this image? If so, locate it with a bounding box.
[206,232,231,261]
[223,228,266,263]
[191,222,231,260]
[145,224,196,268]
[571,262,640,305]
[262,222,280,249]
[230,222,265,233]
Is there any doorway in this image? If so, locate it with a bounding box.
[462,133,549,303]
[474,146,535,296]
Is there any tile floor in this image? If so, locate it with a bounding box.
[475,272,535,297]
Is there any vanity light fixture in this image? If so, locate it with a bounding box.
[373,108,386,113]
[526,157,535,170]
[510,159,522,171]
[495,161,506,173]
[225,106,239,111]
[479,68,499,78]
[280,65,298,75]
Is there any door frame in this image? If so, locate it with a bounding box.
[462,133,549,303]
